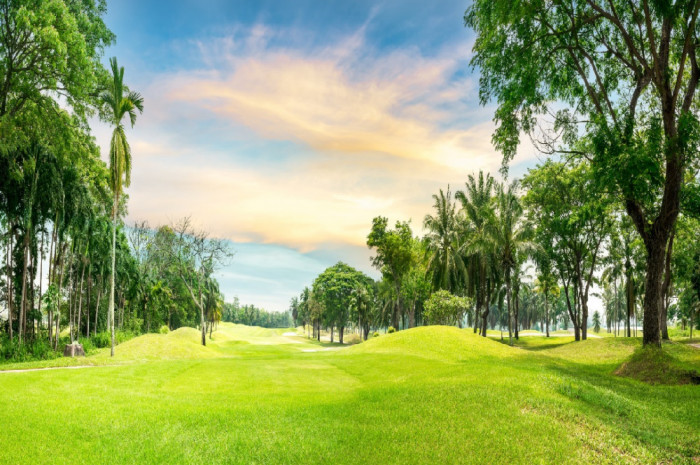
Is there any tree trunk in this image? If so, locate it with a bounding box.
[507,271,513,346]
[660,230,674,341]
[6,225,13,340]
[545,294,550,337]
[408,303,416,329]
[514,285,520,340]
[625,272,634,338]
[641,242,665,346]
[109,194,118,356]
[77,261,85,340]
[19,231,30,344]
[330,325,334,343]
[480,279,490,337]
[37,231,44,334]
[339,325,344,344]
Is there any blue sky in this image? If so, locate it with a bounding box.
[92,1,541,311]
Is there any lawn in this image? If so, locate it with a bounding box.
[0,323,698,464]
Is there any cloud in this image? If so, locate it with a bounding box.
[99,23,538,254]
[155,26,496,171]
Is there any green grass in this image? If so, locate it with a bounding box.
[0,323,698,464]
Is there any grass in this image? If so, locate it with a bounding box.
[0,323,698,464]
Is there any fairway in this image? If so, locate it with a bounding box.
[0,324,698,465]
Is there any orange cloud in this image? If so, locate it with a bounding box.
[100,26,539,252]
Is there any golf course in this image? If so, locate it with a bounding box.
[1,324,698,464]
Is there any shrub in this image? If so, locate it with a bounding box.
[0,337,60,362]
[387,326,396,334]
[344,334,361,345]
[424,290,471,326]
[92,331,111,348]
[91,330,137,348]
[159,325,170,334]
[79,337,96,355]
[372,332,380,338]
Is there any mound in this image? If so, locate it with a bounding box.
[349,326,516,362]
[95,327,216,361]
[615,346,700,385]
[167,327,203,340]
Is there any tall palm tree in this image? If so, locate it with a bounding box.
[100,57,143,356]
[423,187,465,294]
[456,171,495,336]
[490,180,537,346]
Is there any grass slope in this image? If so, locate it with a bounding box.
[0,323,698,464]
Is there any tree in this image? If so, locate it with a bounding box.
[456,171,496,336]
[423,290,471,326]
[524,161,612,340]
[534,263,559,337]
[423,187,465,294]
[312,262,372,344]
[592,311,601,333]
[100,57,143,356]
[490,180,536,345]
[0,0,114,132]
[367,217,414,330]
[289,296,300,327]
[466,0,700,347]
[159,218,232,346]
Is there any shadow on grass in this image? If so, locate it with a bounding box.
[494,337,575,352]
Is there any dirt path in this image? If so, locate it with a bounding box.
[690,343,700,350]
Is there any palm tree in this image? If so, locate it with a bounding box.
[100,57,143,356]
[423,187,465,294]
[534,268,559,337]
[490,180,537,346]
[456,171,495,336]
[592,311,601,333]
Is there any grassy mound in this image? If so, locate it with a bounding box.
[94,327,216,361]
[349,325,516,361]
[615,346,700,385]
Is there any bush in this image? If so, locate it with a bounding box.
[424,290,471,326]
[92,331,111,348]
[159,325,170,334]
[90,330,137,348]
[344,334,361,344]
[0,337,60,363]
[387,326,396,334]
[373,332,380,338]
[79,337,96,355]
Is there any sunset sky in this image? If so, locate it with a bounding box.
[93,0,541,311]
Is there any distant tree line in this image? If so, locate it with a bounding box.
[223,297,292,328]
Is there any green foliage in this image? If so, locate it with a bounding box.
[222,299,293,328]
[372,331,380,338]
[159,325,170,335]
[0,337,58,362]
[312,262,373,335]
[90,331,137,349]
[387,326,395,334]
[466,0,700,346]
[592,311,601,333]
[423,290,471,326]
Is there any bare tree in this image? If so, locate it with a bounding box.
[160,217,232,346]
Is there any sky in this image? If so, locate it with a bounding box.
[91,0,544,311]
